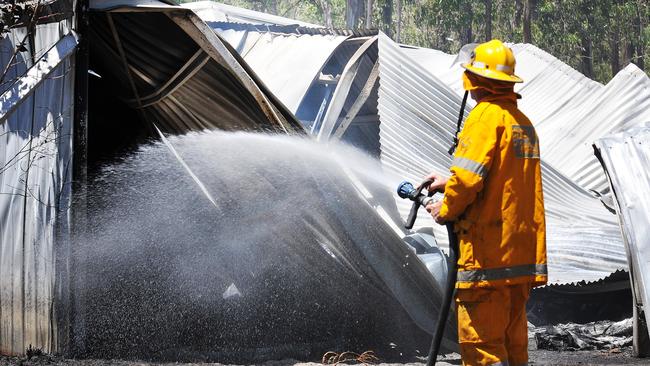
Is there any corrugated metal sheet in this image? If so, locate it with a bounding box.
[403,43,650,195]
[200,18,383,153]
[405,44,650,197]
[187,5,384,154]
[207,21,379,37]
[88,3,304,135]
[89,0,181,11]
[401,43,604,121]
[540,64,650,194]
[510,44,602,127]
[298,38,375,135]
[513,46,650,195]
[212,29,348,112]
[0,20,76,355]
[595,124,650,349]
[375,33,625,285]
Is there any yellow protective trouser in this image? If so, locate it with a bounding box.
[455,283,531,366]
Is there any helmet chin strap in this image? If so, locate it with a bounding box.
[448,90,469,156]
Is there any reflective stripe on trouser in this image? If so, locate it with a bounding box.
[457,264,547,283]
[456,283,531,366]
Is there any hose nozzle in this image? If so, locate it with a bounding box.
[397,181,418,200]
[396,180,436,229]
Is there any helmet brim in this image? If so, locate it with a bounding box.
[462,63,523,83]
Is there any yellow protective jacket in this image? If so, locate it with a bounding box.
[439,93,547,289]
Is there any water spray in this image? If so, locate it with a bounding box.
[153,124,219,209]
[397,179,458,366]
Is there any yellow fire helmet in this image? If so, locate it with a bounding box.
[462,39,523,83]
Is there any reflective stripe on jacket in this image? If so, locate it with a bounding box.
[439,94,547,289]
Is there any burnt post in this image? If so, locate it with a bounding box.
[633,288,650,357]
[69,0,89,357]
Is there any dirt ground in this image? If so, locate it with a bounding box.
[1,348,648,366]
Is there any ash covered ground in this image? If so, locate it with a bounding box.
[1,349,648,366]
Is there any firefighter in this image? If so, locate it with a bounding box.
[424,39,547,366]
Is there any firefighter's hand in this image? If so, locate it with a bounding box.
[425,200,446,225]
[420,172,448,194]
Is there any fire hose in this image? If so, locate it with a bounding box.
[397,179,458,366]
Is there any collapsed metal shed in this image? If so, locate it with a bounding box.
[0,0,644,360]
[194,5,627,286]
[2,0,459,359]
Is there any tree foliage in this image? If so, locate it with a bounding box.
[180,0,650,83]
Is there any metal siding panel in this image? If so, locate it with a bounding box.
[596,125,650,344]
[0,24,75,356]
[0,27,31,355]
[216,31,348,113]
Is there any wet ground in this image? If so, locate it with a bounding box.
[1,349,648,366]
